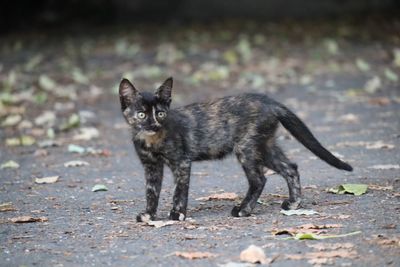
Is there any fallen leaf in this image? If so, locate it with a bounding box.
[364,76,381,93]
[239,245,270,264]
[73,127,99,141]
[196,192,238,201]
[355,58,370,72]
[64,160,89,167]
[365,141,394,150]
[372,235,400,247]
[92,184,108,192]
[384,68,398,82]
[147,220,176,228]
[299,223,342,230]
[368,97,391,106]
[393,48,400,67]
[369,164,400,170]
[368,184,393,191]
[280,209,319,216]
[1,114,22,127]
[60,113,80,131]
[5,135,35,146]
[0,160,20,169]
[34,111,56,126]
[35,176,59,184]
[339,113,359,123]
[293,231,361,240]
[39,74,57,91]
[68,144,86,154]
[328,184,368,196]
[0,202,16,212]
[175,251,217,260]
[324,38,339,55]
[10,216,48,223]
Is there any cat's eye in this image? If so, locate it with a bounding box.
[157,111,166,118]
[137,112,146,119]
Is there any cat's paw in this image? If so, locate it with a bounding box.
[168,210,186,221]
[281,199,303,210]
[231,206,251,217]
[136,212,154,222]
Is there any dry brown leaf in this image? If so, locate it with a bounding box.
[368,184,393,191]
[175,251,217,260]
[239,245,270,264]
[299,224,342,230]
[368,97,391,106]
[10,216,48,223]
[196,192,238,201]
[372,235,400,247]
[35,176,59,184]
[0,202,16,212]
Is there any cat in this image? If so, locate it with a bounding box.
[119,77,353,222]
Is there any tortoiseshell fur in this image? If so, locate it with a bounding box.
[119,77,353,221]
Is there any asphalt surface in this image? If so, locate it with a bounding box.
[1,18,399,267]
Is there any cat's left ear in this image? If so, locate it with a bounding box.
[155,77,173,104]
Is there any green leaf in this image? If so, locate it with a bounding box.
[384,68,398,82]
[1,114,22,127]
[71,68,89,84]
[92,184,108,192]
[68,144,86,154]
[328,184,368,196]
[293,231,361,240]
[355,58,370,72]
[324,38,339,55]
[21,135,36,146]
[60,113,80,131]
[5,136,35,146]
[39,75,57,91]
[393,48,400,67]
[0,160,20,169]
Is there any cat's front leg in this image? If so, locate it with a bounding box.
[169,160,191,221]
[137,162,164,222]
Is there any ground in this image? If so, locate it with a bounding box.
[0,17,399,266]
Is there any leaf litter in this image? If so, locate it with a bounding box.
[239,245,270,264]
[35,176,59,184]
[196,192,238,201]
[10,216,48,223]
[1,160,20,169]
[280,209,319,216]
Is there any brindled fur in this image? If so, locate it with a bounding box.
[119,77,352,221]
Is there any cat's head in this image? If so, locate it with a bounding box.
[119,77,172,135]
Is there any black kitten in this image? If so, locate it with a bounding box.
[119,77,352,221]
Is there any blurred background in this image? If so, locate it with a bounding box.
[0,0,399,145]
[1,3,400,266]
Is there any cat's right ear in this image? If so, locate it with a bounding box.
[119,78,138,111]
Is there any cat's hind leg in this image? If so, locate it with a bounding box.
[264,144,302,210]
[232,146,266,217]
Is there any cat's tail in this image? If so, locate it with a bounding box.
[275,104,353,171]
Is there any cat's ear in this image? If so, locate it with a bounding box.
[119,78,138,111]
[155,77,173,104]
